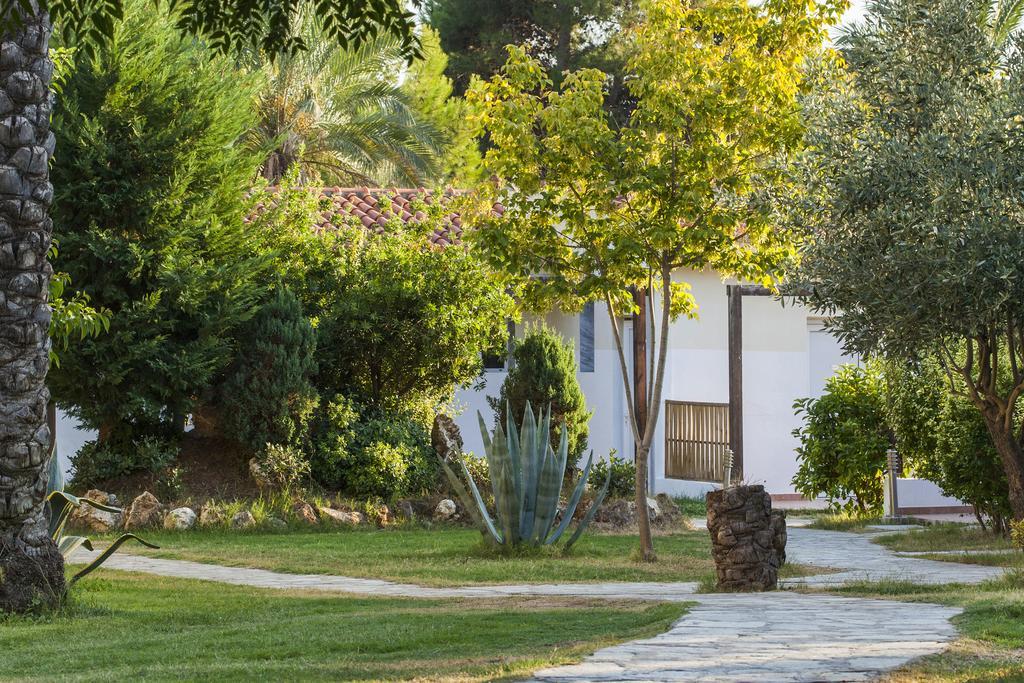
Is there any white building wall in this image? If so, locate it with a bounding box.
[453,268,853,497]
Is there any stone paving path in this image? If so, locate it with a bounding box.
[72,524,1007,682]
[783,526,1006,587]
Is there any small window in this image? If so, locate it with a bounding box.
[579,301,595,372]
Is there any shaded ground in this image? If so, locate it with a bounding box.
[0,572,684,682]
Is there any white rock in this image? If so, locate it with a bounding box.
[318,507,364,526]
[67,490,122,533]
[163,507,197,530]
[434,498,457,521]
[231,510,256,529]
[646,496,662,520]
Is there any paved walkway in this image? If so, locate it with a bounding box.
[72,524,1007,682]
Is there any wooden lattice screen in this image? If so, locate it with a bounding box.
[664,400,730,482]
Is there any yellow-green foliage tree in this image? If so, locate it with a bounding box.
[466,0,844,560]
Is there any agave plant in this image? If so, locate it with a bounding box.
[439,402,611,548]
[45,453,158,586]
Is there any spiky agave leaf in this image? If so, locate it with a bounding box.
[547,450,600,545]
[46,490,120,542]
[532,420,569,544]
[70,534,160,585]
[564,455,613,550]
[487,416,518,544]
[437,453,503,544]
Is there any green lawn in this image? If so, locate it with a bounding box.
[0,572,688,682]
[105,527,821,586]
[112,528,718,585]
[874,524,1015,553]
[826,572,1024,682]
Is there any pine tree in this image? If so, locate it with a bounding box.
[48,4,267,442]
[219,287,319,452]
[490,326,591,472]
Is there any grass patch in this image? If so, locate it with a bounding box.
[95,527,721,586]
[807,513,883,532]
[823,571,1024,682]
[0,572,688,682]
[673,496,707,517]
[912,552,1024,569]
[875,524,1014,553]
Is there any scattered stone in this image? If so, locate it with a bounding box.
[291,501,319,525]
[395,499,416,522]
[124,491,164,531]
[319,507,364,526]
[594,498,636,527]
[163,507,197,531]
[706,484,787,591]
[372,505,392,527]
[431,414,463,461]
[198,503,224,527]
[67,489,122,533]
[433,498,457,521]
[231,510,256,529]
[267,517,287,530]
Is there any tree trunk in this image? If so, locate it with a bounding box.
[0,6,64,613]
[634,442,655,561]
[981,417,1024,521]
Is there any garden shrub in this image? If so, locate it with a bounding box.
[70,436,178,489]
[309,204,514,411]
[588,452,635,499]
[792,363,890,514]
[251,444,311,492]
[1011,519,1024,551]
[311,398,438,499]
[219,287,319,452]
[883,357,1013,532]
[49,1,267,440]
[490,325,592,472]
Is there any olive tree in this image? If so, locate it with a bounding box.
[467,0,842,560]
[790,0,1024,521]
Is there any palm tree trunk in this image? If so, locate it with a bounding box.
[0,5,64,613]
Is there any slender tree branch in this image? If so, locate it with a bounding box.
[604,293,642,448]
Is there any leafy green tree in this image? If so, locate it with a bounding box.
[425,0,632,103]
[883,357,1013,531]
[789,0,1024,520]
[219,287,319,453]
[792,364,890,515]
[402,26,482,185]
[0,0,416,613]
[312,201,515,413]
[47,4,266,443]
[4,1,418,57]
[490,325,591,473]
[254,15,443,187]
[466,0,842,560]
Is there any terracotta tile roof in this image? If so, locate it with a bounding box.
[316,186,466,246]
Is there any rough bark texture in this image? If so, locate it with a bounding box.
[982,416,1024,521]
[706,485,787,592]
[0,6,63,612]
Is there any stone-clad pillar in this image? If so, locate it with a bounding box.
[706,484,787,591]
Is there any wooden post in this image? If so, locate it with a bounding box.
[727,285,744,478]
[632,287,648,460]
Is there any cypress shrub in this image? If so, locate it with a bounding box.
[219,287,319,452]
[490,325,591,472]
